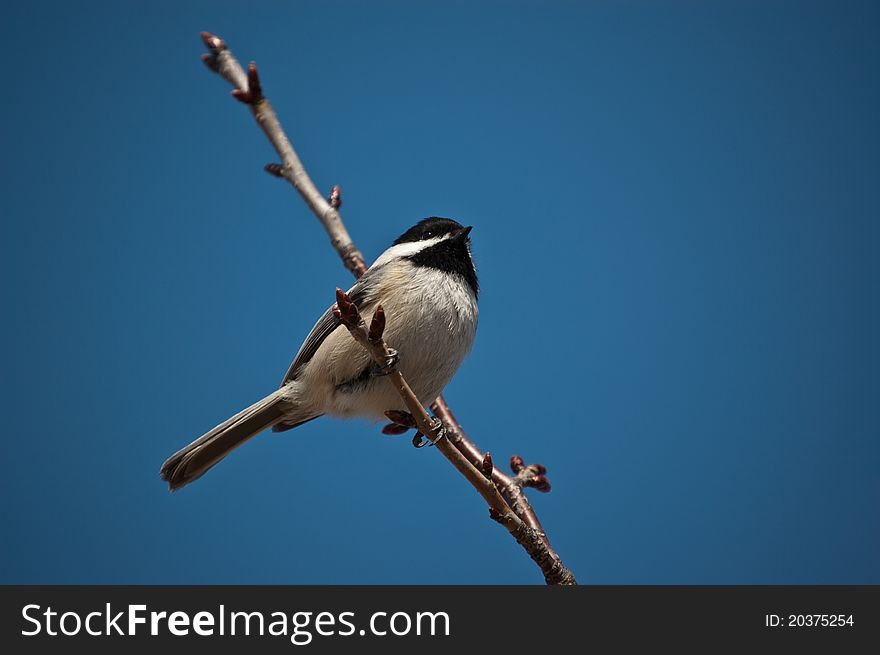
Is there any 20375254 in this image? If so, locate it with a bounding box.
[765,614,854,627]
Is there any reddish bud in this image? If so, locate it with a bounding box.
[529,475,552,493]
[231,88,251,104]
[328,185,342,209]
[200,32,226,52]
[247,62,263,102]
[368,306,386,343]
[510,455,525,473]
[201,52,219,72]
[382,423,411,436]
[481,452,494,480]
[384,410,417,428]
[264,163,284,178]
[334,288,359,325]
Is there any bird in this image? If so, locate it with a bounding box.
[160,217,478,491]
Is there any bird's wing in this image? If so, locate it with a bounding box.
[279,270,380,386]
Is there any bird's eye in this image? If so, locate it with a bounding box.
[424,231,432,238]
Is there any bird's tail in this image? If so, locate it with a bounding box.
[161,389,291,491]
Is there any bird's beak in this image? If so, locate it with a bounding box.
[453,226,473,241]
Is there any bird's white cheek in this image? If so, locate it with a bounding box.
[369,237,447,269]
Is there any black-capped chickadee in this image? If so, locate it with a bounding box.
[161,217,478,490]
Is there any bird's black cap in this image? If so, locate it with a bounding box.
[393,217,470,245]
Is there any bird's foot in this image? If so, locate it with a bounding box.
[412,417,445,448]
[378,348,399,375]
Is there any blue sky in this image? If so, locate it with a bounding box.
[1,1,878,584]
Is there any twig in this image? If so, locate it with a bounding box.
[432,398,549,533]
[199,32,576,585]
[431,399,575,584]
[200,32,367,278]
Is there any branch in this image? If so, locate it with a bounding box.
[332,291,574,584]
[199,32,576,585]
[200,32,367,278]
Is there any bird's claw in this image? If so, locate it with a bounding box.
[380,348,399,375]
[412,417,444,448]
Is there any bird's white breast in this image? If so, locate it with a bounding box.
[293,260,478,421]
